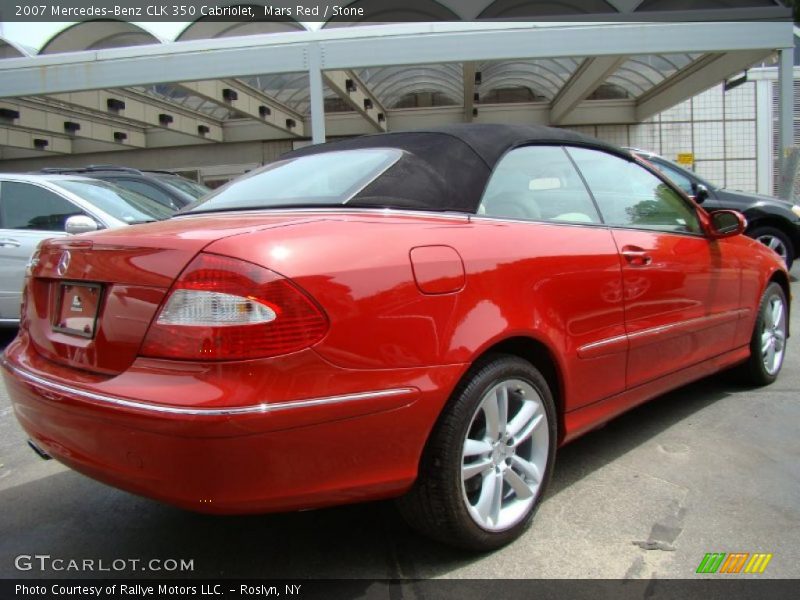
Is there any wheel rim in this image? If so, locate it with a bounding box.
[761,293,787,376]
[756,234,789,263]
[461,379,549,532]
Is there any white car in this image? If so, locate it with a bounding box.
[0,173,173,325]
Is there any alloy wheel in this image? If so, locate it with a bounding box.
[461,379,549,531]
[761,293,787,376]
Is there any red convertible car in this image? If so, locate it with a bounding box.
[2,125,790,550]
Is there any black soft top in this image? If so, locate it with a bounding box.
[282,124,630,213]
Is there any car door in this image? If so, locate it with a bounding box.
[0,181,86,321]
[567,147,742,389]
[477,145,627,409]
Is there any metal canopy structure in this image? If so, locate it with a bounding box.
[0,17,794,167]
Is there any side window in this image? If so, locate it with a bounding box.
[112,179,178,210]
[479,145,601,224]
[650,160,694,196]
[567,148,701,234]
[0,182,85,231]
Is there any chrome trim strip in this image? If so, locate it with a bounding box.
[576,334,629,359]
[1,360,416,417]
[577,309,748,358]
[470,214,610,229]
[172,207,471,223]
[626,308,747,349]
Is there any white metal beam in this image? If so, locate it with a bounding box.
[635,49,774,121]
[550,56,626,124]
[179,79,305,138]
[318,22,792,70]
[323,70,387,132]
[777,47,794,172]
[0,23,791,98]
[755,79,774,195]
[0,38,307,97]
[308,43,325,144]
[749,65,800,81]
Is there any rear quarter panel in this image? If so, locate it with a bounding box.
[206,213,627,412]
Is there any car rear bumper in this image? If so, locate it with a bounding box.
[2,335,465,514]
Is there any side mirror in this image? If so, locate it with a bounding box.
[64,215,99,235]
[708,210,746,239]
[692,183,709,204]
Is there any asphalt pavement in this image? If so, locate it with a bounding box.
[0,271,798,581]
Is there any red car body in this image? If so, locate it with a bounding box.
[1,125,790,541]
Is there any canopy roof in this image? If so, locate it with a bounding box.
[0,2,793,160]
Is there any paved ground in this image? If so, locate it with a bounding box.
[0,272,798,580]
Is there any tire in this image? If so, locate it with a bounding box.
[741,282,789,386]
[396,354,557,551]
[748,226,794,270]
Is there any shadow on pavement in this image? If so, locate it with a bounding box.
[549,371,738,497]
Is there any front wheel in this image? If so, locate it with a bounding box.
[741,282,789,386]
[397,354,557,551]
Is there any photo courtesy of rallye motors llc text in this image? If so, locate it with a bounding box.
[14,583,303,597]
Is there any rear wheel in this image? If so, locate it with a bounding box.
[397,354,557,550]
[741,282,788,386]
[749,226,794,270]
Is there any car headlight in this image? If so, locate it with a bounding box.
[792,204,800,218]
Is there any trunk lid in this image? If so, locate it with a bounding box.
[24,214,323,375]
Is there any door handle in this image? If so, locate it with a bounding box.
[621,246,652,266]
[0,238,21,248]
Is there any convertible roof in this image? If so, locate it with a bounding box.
[283,124,629,213]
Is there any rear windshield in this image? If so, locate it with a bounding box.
[152,174,211,199]
[185,148,402,214]
[58,180,175,223]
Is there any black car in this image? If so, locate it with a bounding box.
[629,149,800,269]
[38,165,210,211]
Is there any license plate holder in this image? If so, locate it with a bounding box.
[53,282,102,339]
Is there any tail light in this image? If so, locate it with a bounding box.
[19,244,42,330]
[140,253,328,360]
